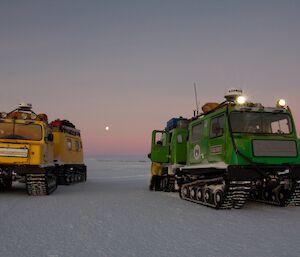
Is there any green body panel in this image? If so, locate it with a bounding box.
[151,104,300,169]
[187,105,300,167]
[188,108,227,165]
[229,136,300,166]
[151,128,188,165]
[169,128,188,164]
[151,130,169,163]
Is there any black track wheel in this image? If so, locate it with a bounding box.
[3,177,13,190]
[262,189,271,201]
[180,185,189,198]
[276,188,287,206]
[196,187,203,201]
[190,187,196,199]
[203,188,212,203]
[213,190,224,209]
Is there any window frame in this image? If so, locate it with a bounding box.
[210,115,225,138]
[191,122,204,143]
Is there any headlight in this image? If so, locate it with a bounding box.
[276,99,286,107]
[30,113,37,120]
[21,113,28,119]
[236,96,246,105]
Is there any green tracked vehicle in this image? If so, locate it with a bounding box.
[150,117,190,191]
[150,89,300,209]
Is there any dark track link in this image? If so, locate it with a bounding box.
[26,174,57,196]
[180,178,251,209]
[252,180,300,207]
[286,180,300,206]
[58,170,87,185]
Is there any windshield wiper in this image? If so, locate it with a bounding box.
[3,134,26,140]
[20,121,35,126]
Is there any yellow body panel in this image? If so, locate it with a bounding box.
[0,120,53,167]
[53,131,84,165]
[0,109,85,194]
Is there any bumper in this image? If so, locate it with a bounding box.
[227,165,300,180]
[0,165,51,175]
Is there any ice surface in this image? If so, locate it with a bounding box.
[1,155,300,257]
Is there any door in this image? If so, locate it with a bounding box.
[208,115,225,163]
[150,130,169,163]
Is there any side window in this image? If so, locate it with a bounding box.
[210,115,224,138]
[191,123,203,143]
[66,138,72,150]
[177,134,183,143]
[155,132,164,146]
[74,141,80,151]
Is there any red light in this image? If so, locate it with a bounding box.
[51,119,62,127]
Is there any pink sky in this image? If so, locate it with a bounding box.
[0,1,299,156]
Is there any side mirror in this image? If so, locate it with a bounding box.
[47,134,54,142]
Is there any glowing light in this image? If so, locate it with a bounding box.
[30,113,37,120]
[21,113,28,119]
[277,99,286,107]
[0,112,7,118]
[105,126,110,131]
[236,96,246,105]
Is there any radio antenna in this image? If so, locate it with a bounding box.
[194,83,199,116]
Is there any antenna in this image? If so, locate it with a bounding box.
[194,83,199,115]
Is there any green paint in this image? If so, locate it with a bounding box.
[150,128,188,165]
[150,104,300,169]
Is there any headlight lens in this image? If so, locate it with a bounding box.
[21,113,28,119]
[236,96,246,105]
[30,113,37,120]
[277,99,286,107]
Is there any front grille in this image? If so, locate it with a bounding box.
[252,140,297,157]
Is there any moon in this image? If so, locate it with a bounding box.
[105,126,110,131]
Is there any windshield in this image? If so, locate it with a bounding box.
[0,122,43,140]
[230,112,292,134]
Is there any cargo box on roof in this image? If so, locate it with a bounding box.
[166,117,189,131]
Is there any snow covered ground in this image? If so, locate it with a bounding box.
[1,155,300,257]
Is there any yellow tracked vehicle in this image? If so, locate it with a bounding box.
[0,103,86,195]
[51,119,86,185]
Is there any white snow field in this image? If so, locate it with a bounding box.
[1,155,300,257]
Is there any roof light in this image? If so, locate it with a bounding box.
[276,99,286,108]
[18,103,32,110]
[225,88,243,102]
[236,96,246,105]
[30,113,37,120]
[1,112,7,118]
[21,113,28,119]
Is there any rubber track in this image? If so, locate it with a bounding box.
[253,180,300,207]
[59,170,86,185]
[180,178,251,209]
[26,174,57,196]
[161,175,175,192]
[286,180,300,206]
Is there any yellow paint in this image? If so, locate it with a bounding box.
[0,120,53,167]
[0,118,84,168]
[52,131,84,165]
[151,162,163,176]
